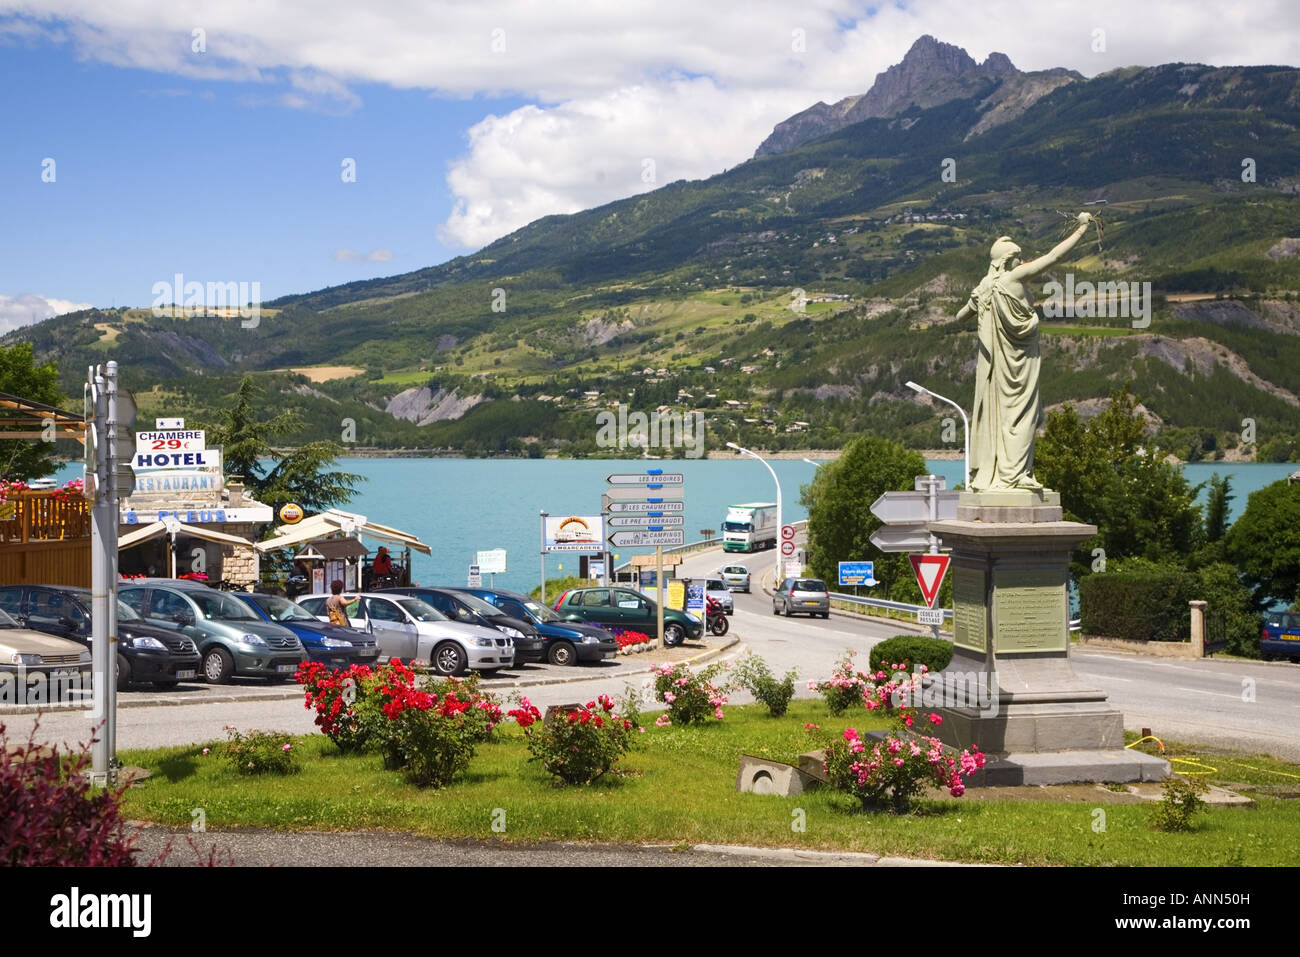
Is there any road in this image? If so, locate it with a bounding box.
[5,543,1300,761]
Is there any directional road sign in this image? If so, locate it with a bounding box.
[869,525,935,552]
[608,529,685,548]
[606,515,685,528]
[606,471,685,486]
[869,490,960,525]
[604,500,686,513]
[910,554,951,608]
[601,486,685,503]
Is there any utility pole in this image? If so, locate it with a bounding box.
[539,510,548,604]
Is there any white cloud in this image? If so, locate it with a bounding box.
[0,294,92,333]
[331,248,394,264]
[5,1,1299,249]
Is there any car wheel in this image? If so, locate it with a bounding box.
[548,641,577,666]
[783,601,792,617]
[202,647,234,684]
[433,642,467,676]
[116,654,132,692]
[771,603,779,615]
[1292,657,1300,665]
[664,623,685,646]
[821,612,830,619]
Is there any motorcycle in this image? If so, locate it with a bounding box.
[706,596,729,636]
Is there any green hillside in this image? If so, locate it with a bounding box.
[7,57,1300,460]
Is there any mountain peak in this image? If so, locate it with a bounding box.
[755,36,1034,156]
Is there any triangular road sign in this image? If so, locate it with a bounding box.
[909,554,951,609]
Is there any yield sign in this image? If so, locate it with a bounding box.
[909,554,951,609]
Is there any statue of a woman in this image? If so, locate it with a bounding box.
[956,213,1092,491]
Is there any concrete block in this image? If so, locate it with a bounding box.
[966,749,1169,787]
[798,749,829,783]
[737,754,821,795]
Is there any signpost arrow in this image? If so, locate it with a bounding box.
[869,525,937,552]
[608,529,685,548]
[606,471,685,486]
[606,515,685,528]
[869,490,960,525]
[910,554,951,608]
[601,487,685,502]
[604,500,686,513]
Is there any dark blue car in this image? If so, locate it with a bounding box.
[450,587,618,667]
[233,593,380,669]
[1261,611,1300,663]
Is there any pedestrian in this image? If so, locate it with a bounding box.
[325,579,353,627]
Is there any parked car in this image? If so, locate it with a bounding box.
[119,579,306,684]
[1261,611,1300,662]
[0,584,200,690]
[450,587,619,666]
[719,564,751,594]
[772,578,830,618]
[231,593,379,669]
[297,592,513,676]
[377,587,545,663]
[703,577,734,615]
[0,607,92,703]
[552,586,703,647]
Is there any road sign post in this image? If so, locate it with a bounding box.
[602,469,687,596]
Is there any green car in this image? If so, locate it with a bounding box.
[552,587,703,646]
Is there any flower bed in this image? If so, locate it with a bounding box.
[509,694,641,784]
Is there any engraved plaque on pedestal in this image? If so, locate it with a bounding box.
[993,566,1068,653]
[952,564,986,654]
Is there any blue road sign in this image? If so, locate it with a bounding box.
[839,561,876,587]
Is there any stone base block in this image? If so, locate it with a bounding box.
[736,755,821,796]
[957,490,1062,523]
[798,749,829,784]
[967,750,1170,787]
[934,701,1126,754]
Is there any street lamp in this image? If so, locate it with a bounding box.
[726,442,782,589]
[905,381,969,489]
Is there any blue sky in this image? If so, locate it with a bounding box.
[2,1,1297,330]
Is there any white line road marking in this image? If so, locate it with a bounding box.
[1175,686,1248,701]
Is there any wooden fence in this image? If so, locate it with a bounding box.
[0,491,91,586]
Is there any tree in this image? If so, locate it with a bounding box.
[1225,479,1300,606]
[1035,386,1204,578]
[205,375,364,516]
[1204,473,1232,543]
[800,435,926,601]
[0,344,65,481]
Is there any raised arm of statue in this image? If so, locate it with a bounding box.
[1007,213,1092,282]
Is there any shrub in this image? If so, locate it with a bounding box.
[223,726,298,775]
[730,653,797,717]
[418,671,503,744]
[815,667,985,813]
[297,660,379,753]
[0,721,137,866]
[650,662,728,725]
[868,635,954,675]
[1079,560,1196,642]
[811,649,870,715]
[1150,775,1209,832]
[369,659,485,787]
[510,694,641,785]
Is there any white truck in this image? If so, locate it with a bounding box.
[722,502,778,553]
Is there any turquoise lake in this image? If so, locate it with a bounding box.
[56,457,1294,594]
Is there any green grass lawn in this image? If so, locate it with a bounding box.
[119,700,1300,866]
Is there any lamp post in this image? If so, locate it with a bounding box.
[905,381,970,489]
[726,442,782,589]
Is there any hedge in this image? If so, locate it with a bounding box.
[868,635,955,674]
[1078,566,1196,643]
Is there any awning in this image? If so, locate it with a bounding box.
[296,538,370,561]
[119,520,253,550]
[256,508,431,555]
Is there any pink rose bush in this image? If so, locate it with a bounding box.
[650,662,728,725]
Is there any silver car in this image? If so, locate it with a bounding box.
[773,578,830,619]
[299,592,513,676]
[719,564,751,593]
[704,578,734,615]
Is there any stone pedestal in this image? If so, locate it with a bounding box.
[927,490,1168,786]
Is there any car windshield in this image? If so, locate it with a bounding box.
[398,598,446,622]
[251,595,317,622]
[795,580,827,592]
[452,592,504,617]
[189,591,260,621]
[521,599,562,622]
[117,600,142,621]
[0,608,18,629]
